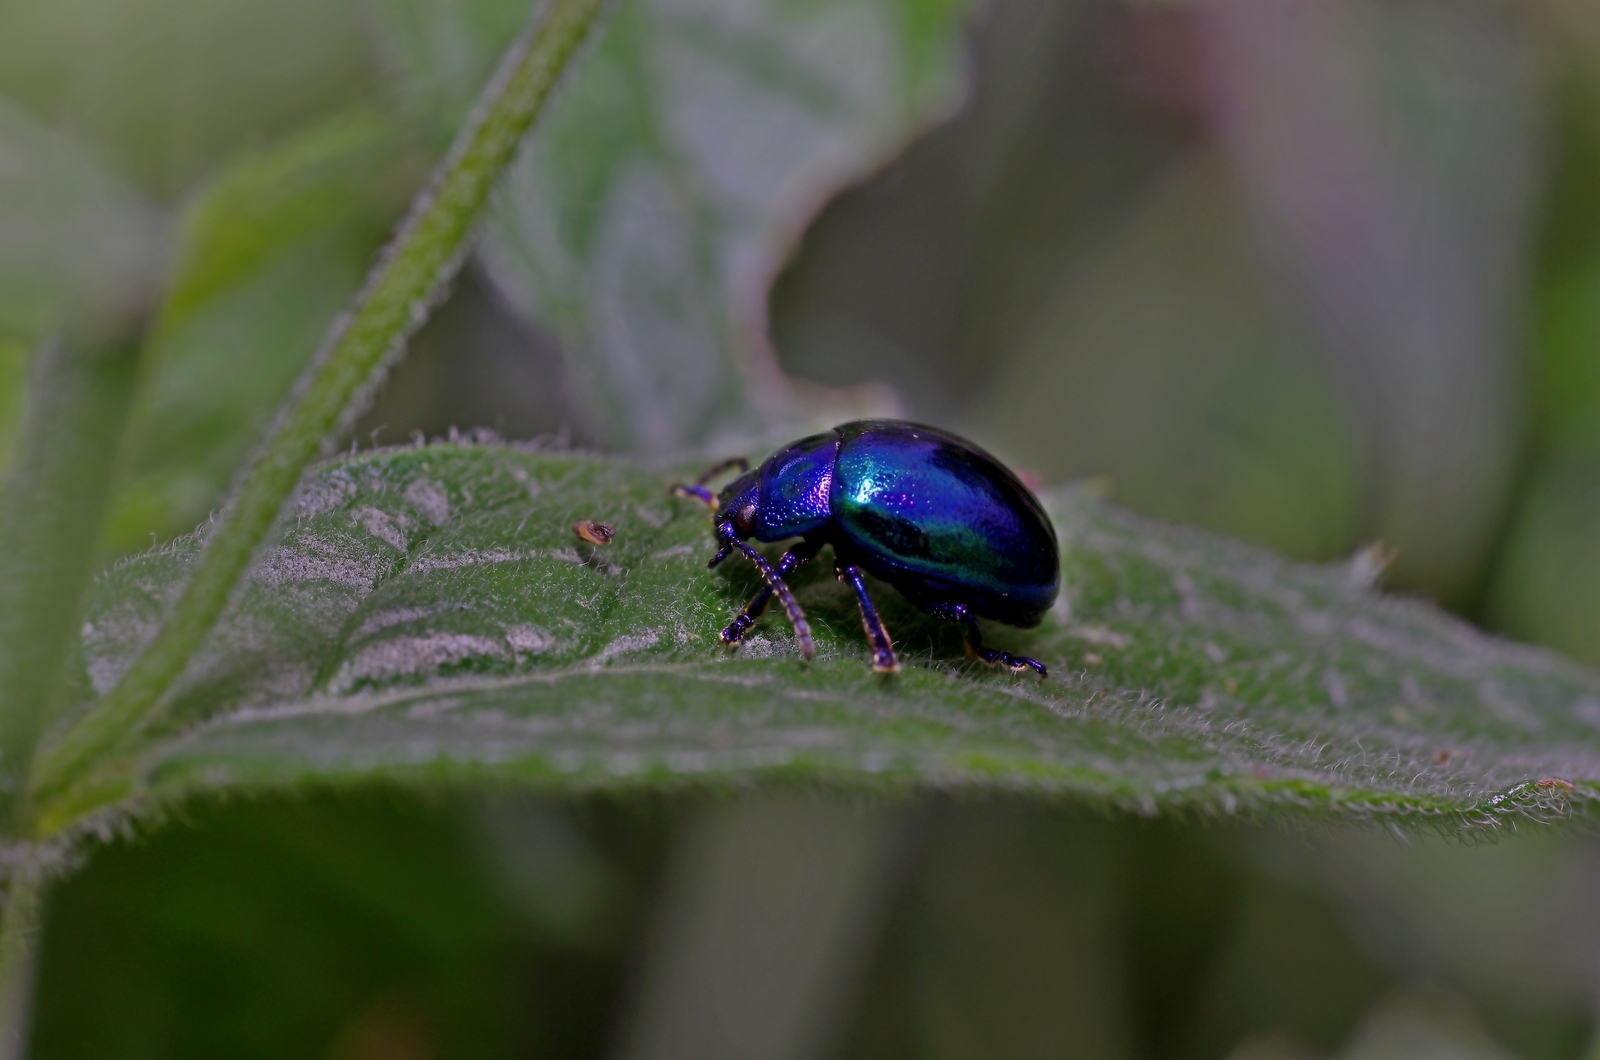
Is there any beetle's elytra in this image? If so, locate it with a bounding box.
[672,419,1059,676]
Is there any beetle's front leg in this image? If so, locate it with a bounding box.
[722,539,821,646]
[719,523,816,659]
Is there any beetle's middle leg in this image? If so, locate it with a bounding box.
[722,539,821,647]
[836,562,899,674]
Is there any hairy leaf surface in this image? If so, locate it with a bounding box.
[63,444,1600,833]
[50,445,1600,832]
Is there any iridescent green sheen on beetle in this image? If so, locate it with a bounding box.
[672,420,1059,676]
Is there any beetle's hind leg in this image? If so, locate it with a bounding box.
[957,605,1047,678]
[836,563,899,674]
[722,539,821,647]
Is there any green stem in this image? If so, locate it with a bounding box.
[0,877,42,1060]
[27,0,609,831]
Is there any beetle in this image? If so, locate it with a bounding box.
[672,419,1058,676]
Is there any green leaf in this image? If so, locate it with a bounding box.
[30,794,563,1058]
[0,326,147,1051]
[154,110,414,338]
[1484,74,1600,668]
[372,0,970,451]
[44,443,1600,836]
[100,110,421,558]
[0,0,383,200]
[0,96,164,472]
[0,96,166,342]
[29,0,611,823]
[0,337,28,473]
[0,329,144,782]
[963,152,1362,562]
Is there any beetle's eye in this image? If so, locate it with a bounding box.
[735,504,757,537]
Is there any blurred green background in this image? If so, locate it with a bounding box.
[4,0,1600,1055]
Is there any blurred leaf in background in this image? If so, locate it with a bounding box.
[774,0,1542,609]
[0,99,165,337]
[1334,993,1520,1060]
[1487,1,1600,667]
[840,810,1133,1060]
[1200,0,1541,605]
[31,792,662,1060]
[775,0,1372,562]
[1247,826,1600,1059]
[11,0,989,557]
[771,0,1355,560]
[0,98,165,466]
[0,0,380,200]
[966,149,1359,560]
[372,0,970,454]
[0,0,408,560]
[100,110,426,557]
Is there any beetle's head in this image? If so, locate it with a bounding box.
[716,469,760,539]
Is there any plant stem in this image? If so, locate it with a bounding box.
[0,876,42,1060]
[26,0,609,829]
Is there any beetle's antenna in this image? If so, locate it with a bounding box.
[696,456,748,485]
[671,456,749,511]
[718,524,814,659]
[671,482,718,509]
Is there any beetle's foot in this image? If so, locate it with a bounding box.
[963,632,1047,678]
[1001,652,1048,678]
[871,647,900,675]
[720,611,758,647]
[972,647,1047,678]
[795,619,816,660]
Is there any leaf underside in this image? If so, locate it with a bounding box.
[65,444,1600,834]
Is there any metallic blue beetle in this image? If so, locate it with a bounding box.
[673,420,1058,676]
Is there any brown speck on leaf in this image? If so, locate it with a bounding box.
[1536,776,1574,792]
[573,520,615,546]
[1434,749,1471,765]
